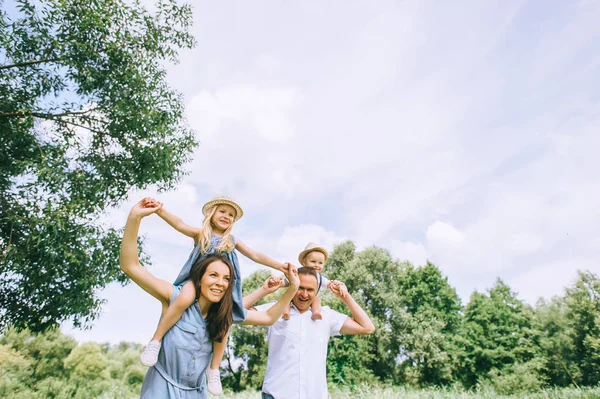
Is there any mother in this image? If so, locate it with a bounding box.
[120,200,299,398]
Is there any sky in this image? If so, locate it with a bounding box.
[63,0,600,344]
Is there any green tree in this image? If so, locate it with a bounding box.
[564,270,600,386]
[325,241,461,387]
[453,280,544,392]
[224,269,273,391]
[0,345,35,398]
[0,326,76,381]
[0,0,196,332]
[535,296,578,387]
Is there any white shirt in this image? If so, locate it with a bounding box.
[255,302,348,399]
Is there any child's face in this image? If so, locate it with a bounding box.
[302,251,326,272]
[211,204,236,232]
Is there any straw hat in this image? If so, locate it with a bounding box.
[201,195,244,221]
[298,242,328,264]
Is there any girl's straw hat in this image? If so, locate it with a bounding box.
[298,242,328,264]
[202,195,244,221]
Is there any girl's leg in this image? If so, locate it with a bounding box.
[311,296,323,320]
[207,330,229,396]
[140,281,195,367]
[152,281,196,341]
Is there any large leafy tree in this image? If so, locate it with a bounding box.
[0,0,196,332]
[453,280,544,392]
[564,271,600,386]
[325,241,461,387]
[535,296,577,388]
[224,269,276,391]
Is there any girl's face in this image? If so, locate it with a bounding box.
[211,204,236,233]
[302,251,326,272]
[200,260,231,303]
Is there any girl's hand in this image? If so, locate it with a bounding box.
[142,197,163,209]
[280,261,297,273]
[283,263,300,289]
[262,277,283,294]
[130,198,163,219]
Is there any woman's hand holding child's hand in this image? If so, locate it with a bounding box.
[130,198,163,218]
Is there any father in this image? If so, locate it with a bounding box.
[245,267,375,399]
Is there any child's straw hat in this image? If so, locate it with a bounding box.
[202,195,244,221]
[298,242,328,264]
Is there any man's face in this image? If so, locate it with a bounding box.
[292,273,319,313]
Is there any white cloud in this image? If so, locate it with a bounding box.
[187,85,299,142]
[426,221,465,252]
[60,1,600,343]
[390,240,428,266]
[508,233,543,254]
[510,258,599,305]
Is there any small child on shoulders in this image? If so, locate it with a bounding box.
[282,242,348,320]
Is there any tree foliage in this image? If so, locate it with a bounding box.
[0,0,196,332]
[2,245,600,396]
[0,326,145,398]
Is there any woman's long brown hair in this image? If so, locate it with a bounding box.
[189,254,234,342]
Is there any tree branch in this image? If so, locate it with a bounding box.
[0,58,62,71]
[1,222,13,262]
[1,109,99,119]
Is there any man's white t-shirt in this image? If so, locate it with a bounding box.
[254,301,348,399]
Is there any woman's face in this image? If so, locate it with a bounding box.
[200,260,231,303]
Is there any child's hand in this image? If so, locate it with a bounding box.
[336,282,349,298]
[281,261,297,273]
[130,198,163,218]
[262,277,283,294]
[330,281,349,300]
[142,197,163,209]
[283,263,300,289]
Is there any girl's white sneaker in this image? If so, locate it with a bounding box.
[206,367,223,395]
[139,340,161,367]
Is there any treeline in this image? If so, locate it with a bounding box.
[0,328,145,398]
[1,241,599,397]
[224,241,600,395]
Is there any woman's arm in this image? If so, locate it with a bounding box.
[235,239,286,273]
[120,200,173,305]
[241,264,299,326]
[242,277,283,309]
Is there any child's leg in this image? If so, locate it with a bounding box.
[211,330,228,370]
[151,281,196,341]
[140,281,195,367]
[311,296,323,320]
[282,301,291,320]
[206,330,228,395]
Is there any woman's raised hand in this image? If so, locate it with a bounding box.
[130,198,163,219]
[262,276,284,294]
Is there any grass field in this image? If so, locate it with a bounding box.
[220,385,600,398]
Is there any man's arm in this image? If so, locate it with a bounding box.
[330,284,375,335]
